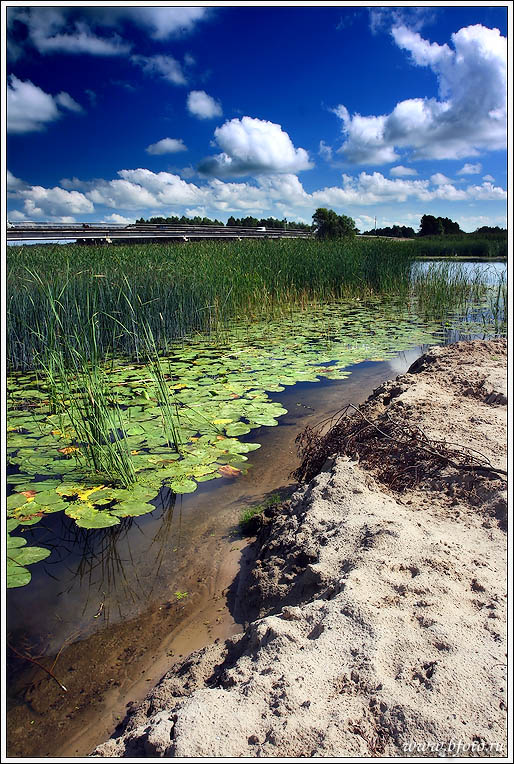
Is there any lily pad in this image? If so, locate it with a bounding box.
[169,478,197,494]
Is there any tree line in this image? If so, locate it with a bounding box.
[135,211,505,240]
[135,214,313,231]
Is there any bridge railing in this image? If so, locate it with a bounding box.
[7,222,314,241]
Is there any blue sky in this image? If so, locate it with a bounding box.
[6,4,508,231]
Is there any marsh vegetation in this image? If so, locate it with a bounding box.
[6,238,506,588]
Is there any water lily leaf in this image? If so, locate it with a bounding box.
[9,545,51,566]
[7,535,27,549]
[6,493,29,510]
[7,562,31,589]
[111,501,155,517]
[18,514,44,526]
[32,490,64,506]
[169,478,197,494]
[65,505,120,529]
[6,474,30,485]
[218,465,242,478]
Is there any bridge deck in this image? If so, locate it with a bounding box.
[7,223,313,242]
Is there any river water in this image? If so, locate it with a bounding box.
[6,260,506,756]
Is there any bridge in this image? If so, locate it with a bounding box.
[7,222,314,243]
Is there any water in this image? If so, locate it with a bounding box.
[6,267,506,756]
[413,258,506,285]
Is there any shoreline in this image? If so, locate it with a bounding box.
[94,338,507,757]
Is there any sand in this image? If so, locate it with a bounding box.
[93,339,507,758]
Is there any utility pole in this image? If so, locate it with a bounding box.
[374,215,377,231]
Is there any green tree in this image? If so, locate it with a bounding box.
[312,208,357,239]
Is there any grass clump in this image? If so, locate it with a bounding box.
[239,492,282,535]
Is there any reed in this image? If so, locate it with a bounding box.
[32,292,137,486]
[7,238,415,370]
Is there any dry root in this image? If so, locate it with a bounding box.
[294,403,505,491]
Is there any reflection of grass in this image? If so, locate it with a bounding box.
[239,492,281,535]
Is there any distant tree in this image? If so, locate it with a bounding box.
[439,217,461,235]
[419,215,440,236]
[474,225,506,235]
[312,208,358,239]
[362,225,415,238]
[419,214,461,236]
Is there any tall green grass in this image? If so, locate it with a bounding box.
[34,300,137,486]
[411,235,507,259]
[7,238,414,370]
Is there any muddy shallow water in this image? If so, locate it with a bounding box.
[7,349,425,757]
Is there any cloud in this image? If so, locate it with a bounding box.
[187,90,223,119]
[7,170,28,191]
[198,117,313,177]
[55,91,84,113]
[430,172,452,185]
[113,7,210,39]
[8,169,506,225]
[132,55,186,85]
[85,178,159,210]
[8,7,130,56]
[8,7,209,57]
[335,24,506,164]
[103,213,134,224]
[319,141,333,161]
[482,174,495,182]
[369,7,436,36]
[7,75,82,133]
[457,162,482,175]
[390,165,418,177]
[146,138,188,155]
[463,181,506,200]
[15,185,94,218]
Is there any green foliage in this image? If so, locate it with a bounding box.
[312,208,358,240]
[419,214,461,236]
[362,225,416,238]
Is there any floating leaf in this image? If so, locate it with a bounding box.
[218,465,242,478]
[169,478,197,494]
[65,504,120,529]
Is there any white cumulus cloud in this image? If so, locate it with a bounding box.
[430,173,452,186]
[7,168,506,225]
[15,185,94,218]
[7,75,83,133]
[335,23,506,164]
[146,138,187,155]
[457,162,482,175]
[390,165,418,177]
[103,213,134,224]
[198,117,313,177]
[187,90,223,120]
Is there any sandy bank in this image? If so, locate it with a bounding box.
[94,339,507,758]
